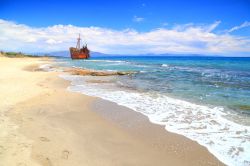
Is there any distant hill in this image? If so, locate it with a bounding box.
[33,50,222,58]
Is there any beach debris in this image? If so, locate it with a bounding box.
[61,150,70,159]
[39,137,50,142]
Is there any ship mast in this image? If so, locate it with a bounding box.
[76,34,81,50]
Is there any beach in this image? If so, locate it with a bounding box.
[0,56,224,166]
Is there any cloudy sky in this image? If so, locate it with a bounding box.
[0,0,250,56]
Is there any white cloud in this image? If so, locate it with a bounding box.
[0,19,249,56]
[133,16,144,22]
[227,21,250,33]
[206,20,221,32]
[46,39,63,44]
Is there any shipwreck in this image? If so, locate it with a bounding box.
[69,34,90,59]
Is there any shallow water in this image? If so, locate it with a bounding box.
[57,56,250,166]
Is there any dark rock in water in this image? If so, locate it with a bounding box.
[238,105,250,111]
[117,71,136,75]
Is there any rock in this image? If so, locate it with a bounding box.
[65,68,136,76]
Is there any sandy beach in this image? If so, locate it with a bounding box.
[0,55,224,166]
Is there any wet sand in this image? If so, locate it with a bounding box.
[0,56,224,166]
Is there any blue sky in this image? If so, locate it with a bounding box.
[1,0,249,32]
[0,0,250,56]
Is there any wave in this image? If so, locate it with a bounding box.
[161,64,169,67]
[86,59,127,63]
[60,74,250,166]
[39,64,63,72]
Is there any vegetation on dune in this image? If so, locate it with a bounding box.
[0,51,36,58]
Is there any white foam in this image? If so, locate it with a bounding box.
[60,74,250,166]
[39,64,56,72]
[86,60,126,63]
[161,64,169,67]
[39,64,63,72]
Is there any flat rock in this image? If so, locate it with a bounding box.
[65,68,135,76]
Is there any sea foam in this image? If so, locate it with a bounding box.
[60,74,250,166]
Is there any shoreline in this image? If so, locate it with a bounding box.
[0,56,224,165]
[60,56,250,166]
[90,99,225,165]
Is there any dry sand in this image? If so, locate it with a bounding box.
[0,56,224,166]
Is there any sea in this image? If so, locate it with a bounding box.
[55,55,250,166]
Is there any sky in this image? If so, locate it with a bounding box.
[0,0,250,56]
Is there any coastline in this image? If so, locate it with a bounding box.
[0,56,224,165]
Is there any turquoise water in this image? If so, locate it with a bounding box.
[56,56,250,166]
[59,56,250,116]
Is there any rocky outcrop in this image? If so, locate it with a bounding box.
[64,68,136,76]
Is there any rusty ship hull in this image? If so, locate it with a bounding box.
[70,47,90,59]
[70,34,90,59]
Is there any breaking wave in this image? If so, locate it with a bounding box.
[60,74,250,166]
